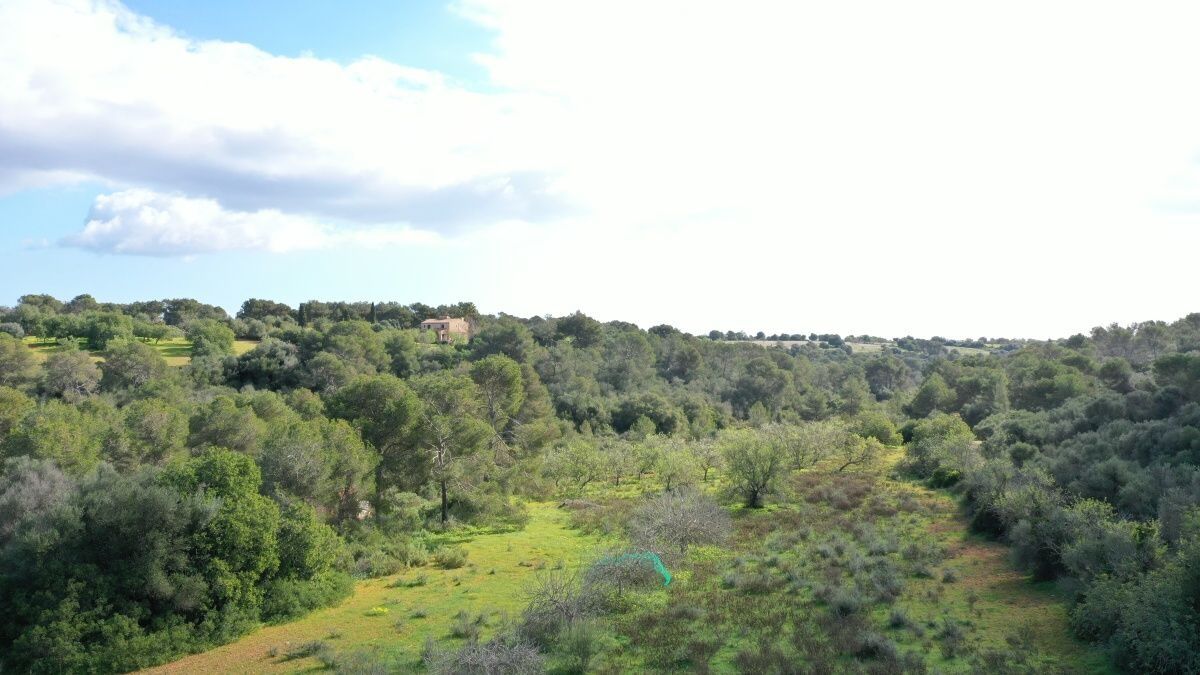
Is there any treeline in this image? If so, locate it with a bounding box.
[0,294,479,346]
[897,314,1200,673]
[2,292,1198,672]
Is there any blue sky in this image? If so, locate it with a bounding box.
[122,0,493,82]
[2,0,1199,337]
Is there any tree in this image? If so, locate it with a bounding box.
[234,338,300,389]
[83,311,134,349]
[556,312,603,348]
[237,298,295,321]
[324,321,388,374]
[40,346,101,402]
[628,489,731,557]
[64,294,99,314]
[117,398,187,467]
[546,439,606,492]
[863,355,909,400]
[720,428,786,508]
[188,397,263,455]
[0,333,38,389]
[327,375,422,500]
[689,439,723,482]
[765,421,842,470]
[471,317,540,363]
[100,339,168,391]
[304,351,354,394]
[0,386,34,440]
[655,443,699,492]
[832,436,884,473]
[186,319,235,359]
[907,372,955,418]
[612,392,685,435]
[853,410,902,446]
[1154,353,1200,401]
[382,329,420,378]
[470,355,525,454]
[411,374,491,525]
[729,357,791,418]
[6,400,104,475]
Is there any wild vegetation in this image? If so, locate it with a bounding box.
[0,294,1196,673]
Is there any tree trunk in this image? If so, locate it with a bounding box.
[374,462,386,511]
[440,479,449,525]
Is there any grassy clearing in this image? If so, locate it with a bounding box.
[22,337,259,366]
[232,339,258,355]
[145,459,1109,673]
[144,502,603,674]
[569,455,1112,673]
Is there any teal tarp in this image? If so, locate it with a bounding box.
[603,551,672,586]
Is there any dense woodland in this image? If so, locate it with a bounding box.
[0,294,1198,673]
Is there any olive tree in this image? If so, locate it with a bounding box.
[629,488,731,556]
[720,428,786,508]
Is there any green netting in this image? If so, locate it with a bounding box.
[604,551,672,586]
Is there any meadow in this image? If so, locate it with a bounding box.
[147,455,1110,674]
[22,336,259,365]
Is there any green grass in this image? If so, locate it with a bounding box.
[144,502,604,673]
[233,339,258,356]
[22,337,260,367]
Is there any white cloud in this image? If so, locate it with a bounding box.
[4,0,1200,335]
[62,189,437,256]
[0,0,568,227]
[443,0,1200,336]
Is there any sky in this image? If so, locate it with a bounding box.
[2,0,1199,339]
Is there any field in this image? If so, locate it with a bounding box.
[145,503,603,674]
[22,337,259,366]
[147,457,1110,674]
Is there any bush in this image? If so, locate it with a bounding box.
[424,635,543,675]
[721,570,781,595]
[518,569,601,648]
[887,608,911,630]
[433,546,468,569]
[261,571,354,622]
[628,488,731,557]
[352,550,405,578]
[816,585,865,616]
[553,619,607,674]
[450,610,484,641]
[855,631,899,660]
[283,640,332,662]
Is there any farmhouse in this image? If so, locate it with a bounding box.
[420,316,470,343]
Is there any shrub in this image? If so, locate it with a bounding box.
[628,488,731,557]
[554,620,607,674]
[353,550,404,578]
[888,608,911,630]
[424,636,543,675]
[261,571,354,622]
[433,546,468,569]
[518,569,601,647]
[283,640,331,662]
[937,618,966,658]
[584,550,665,595]
[722,570,781,594]
[855,631,899,661]
[450,610,484,641]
